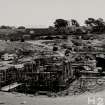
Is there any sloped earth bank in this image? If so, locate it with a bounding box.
[56,79,105,96]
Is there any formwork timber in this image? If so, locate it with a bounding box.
[20,55,74,88]
[1,82,22,92]
[1,51,105,90]
[0,63,24,88]
[0,54,74,90]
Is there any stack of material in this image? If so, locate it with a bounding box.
[0,65,18,88]
[19,50,73,89]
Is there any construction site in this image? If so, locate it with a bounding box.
[0,34,105,97]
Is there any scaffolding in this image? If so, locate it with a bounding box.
[18,52,74,89]
[0,64,24,89]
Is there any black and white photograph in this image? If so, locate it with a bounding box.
[0,0,105,105]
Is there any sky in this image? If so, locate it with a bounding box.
[0,0,105,27]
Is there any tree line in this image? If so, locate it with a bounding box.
[1,18,105,38]
[53,18,105,34]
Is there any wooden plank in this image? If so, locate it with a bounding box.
[0,82,21,91]
[80,71,105,74]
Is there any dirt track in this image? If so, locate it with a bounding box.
[0,91,105,105]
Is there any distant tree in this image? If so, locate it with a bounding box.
[95,18,105,33]
[54,19,68,29]
[84,18,96,26]
[84,18,97,33]
[71,19,80,27]
[0,25,12,29]
[18,26,26,29]
[85,20,89,26]
[54,19,68,34]
[88,18,95,22]
[67,19,80,34]
[84,18,105,33]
